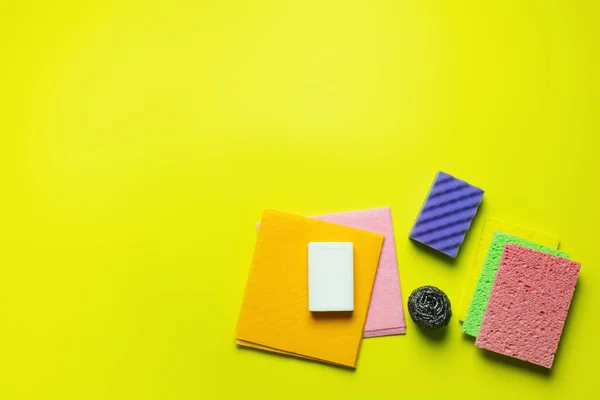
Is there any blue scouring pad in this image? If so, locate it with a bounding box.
[409,171,484,258]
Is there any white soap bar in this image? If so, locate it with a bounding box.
[308,242,354,312]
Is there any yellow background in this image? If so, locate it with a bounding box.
[1,1,599,399]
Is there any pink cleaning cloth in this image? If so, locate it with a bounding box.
[258,207,406,337]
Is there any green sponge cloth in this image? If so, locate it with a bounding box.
[462,231,569,337]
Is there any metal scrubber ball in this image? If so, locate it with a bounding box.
[407,286,452,329]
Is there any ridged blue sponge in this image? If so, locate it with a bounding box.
[409,171,484,258]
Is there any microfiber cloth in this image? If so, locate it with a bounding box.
[258,207,406,337]
[457,217,559,321]
[476,244,581,368]
[238,210,384,368]
[462,232,568,337]
[409,171,484,258]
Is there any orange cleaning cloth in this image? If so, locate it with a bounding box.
[236,210,384,368]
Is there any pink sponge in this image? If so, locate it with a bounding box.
[475,244,581,369]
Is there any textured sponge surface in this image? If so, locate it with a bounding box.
[409,171,484,258]
[462,232,568,337]
[476,244,581,368]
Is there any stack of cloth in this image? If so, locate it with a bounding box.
[235,208,406,368]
